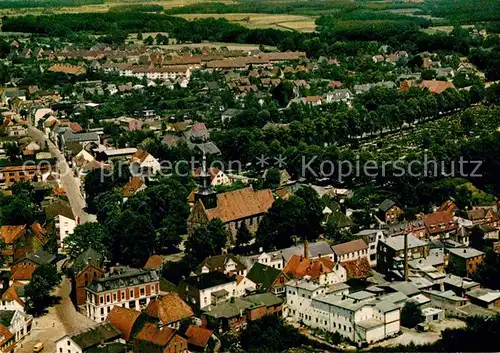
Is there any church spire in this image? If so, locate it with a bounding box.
[194,152,217,209]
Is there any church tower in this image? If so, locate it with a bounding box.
[194,153,217,209]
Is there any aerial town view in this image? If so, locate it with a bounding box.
[0,0,499,352]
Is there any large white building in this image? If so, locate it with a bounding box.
[286,280,402,345]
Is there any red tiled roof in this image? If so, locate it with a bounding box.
[0,324,13,347]
[283,255,334,280]
[144,292,194,325]
[107,306,141,341]
[191,123,207,132]
[121,177,145,198]
[205,186,274,223]
[328,81,343,88]
[304,96,322,103]
[332,239,368,256]
[30,222,48,245]
[186,325,212,348]
[143,255,164,270]
[401,80,455,94]
[130,150,150,164]
[10,266,36,281]
[422,211,457,235]
[2,281,25,306]
[1,225,26,244]
[437,200,456,214]
[135,322,176,346]
[341,258,372,279]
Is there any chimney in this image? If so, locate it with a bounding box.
[404,233,409,282]
[318,253,322,258]
[463,249,467,253]
[304,240,309,259]
[259,247,263,253]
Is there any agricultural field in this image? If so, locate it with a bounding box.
[173,13,317,32]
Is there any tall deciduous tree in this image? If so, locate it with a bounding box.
[185,219,228,263]
[64,222,107,259]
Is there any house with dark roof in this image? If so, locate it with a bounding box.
[221,108,243,123]
[201,293,283,333]
[246,262,289,295]
[55,322,121,353]
[194,254,247,277]
[376,199,403,225]
[85,268,159,322]
[178,272,238,309]
[144,292,194,330]
[377,234,430,278]
[280,241,335,264]
[68,248,105,307]
[10,248,55,283]
[132,322,187,353]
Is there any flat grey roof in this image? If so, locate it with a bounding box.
[382,234,428,251]
[448,248,484,259]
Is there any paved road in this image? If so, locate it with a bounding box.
[27,126,95,223]
[17,277,95,353]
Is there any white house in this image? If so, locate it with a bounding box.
[44,199,77,251]
[55,322,121,353]
[180,272,239,309]
[235,275,256,297]
[194,167,231,186]
[129,150,162,176]
[195,254,248,277]
[332,239,369,263]
[1,310,33,343]
[352,229,385,266]
[240,249,284,270]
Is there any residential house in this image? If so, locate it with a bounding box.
[184,123,209,142]
[129,150,162,176]
[85,268,160,322]
[0,310,33,343]
[178,272,238,309]
[96,147,139,162]
[194,254,247,277]
[283,254,347,285]
[1,282,26,312]
[332,239,372,279]
[193,167,230,186]
[55,322,121,353]
[185,325,213,352]
[121,177,146,201]
[201,293,283,333]
[246,262,289,296]
[353,81,396,94]
[221,109,243,124]
[0,324,14,353]
[0,163,53,188]
[107,306,145,341]
[400,80,456,94]
[44,198,77,250]
[144,292,194,330]
[447,248,485,277]
[377,234,430,277]
[377,199,404,225]
[68,248,105,307]
[239,249,284,270]
[422,211,457,240]
[465,207,500,227]
[325,89,354,106]
[133,322,188,353]
[384,219,426,239]
[10,249,55,284]
[353,229,385,266]
[0,226,32,267]
[187,186,274,237]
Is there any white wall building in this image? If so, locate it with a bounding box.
[240,250,284,270]
[352,229,385,266]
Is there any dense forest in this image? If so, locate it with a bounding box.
[0,0,102,8]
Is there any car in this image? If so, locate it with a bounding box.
[33,342,44,352]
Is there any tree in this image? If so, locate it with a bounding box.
[185,219,228,263]
[143,35,154,45]
[263,168,280,189]
[137,31,143,40]
[236,222,252,247]
[3,142,21,162]
[0,194,35,225]
[25,264,61,316]
[271,81,294,107]
[240,315,305,353]
[64,222,107,259]
[400,301,424,328]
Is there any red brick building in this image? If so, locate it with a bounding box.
[68,248,105,306]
